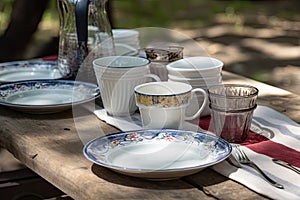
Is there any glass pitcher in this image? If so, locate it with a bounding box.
[57,0,115,80]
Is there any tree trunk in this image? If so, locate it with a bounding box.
[0,0,50,62]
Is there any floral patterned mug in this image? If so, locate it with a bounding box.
[134,81,208,129]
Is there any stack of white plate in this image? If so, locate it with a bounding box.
[112,29,140,56]
[166,57,224,117]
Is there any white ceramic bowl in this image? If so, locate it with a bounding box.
[168,74,222,84]
[112,29,140,49]
[168,76,222,86]
[168,79,223,90]
[167,57,223,78]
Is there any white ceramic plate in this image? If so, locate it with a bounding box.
[0,80,100,114]
[0,60,65,83]
[83,129,231,180]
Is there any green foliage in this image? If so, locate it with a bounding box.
[42,0,59,22]
[112,0,215,28]
[0,0,14,31]
[1,0,299,31]
[0,0,59,32]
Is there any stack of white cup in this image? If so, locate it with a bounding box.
[112,29,140,56]
[166,56,223,117]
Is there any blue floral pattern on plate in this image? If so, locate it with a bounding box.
[83,129,231,180]
[0,60,65,83]
[0,80,100,114]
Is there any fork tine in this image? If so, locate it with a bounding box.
[239,146,250,161]
[232,145,242,161]
[232,144,284,189]
[235,145,245,160]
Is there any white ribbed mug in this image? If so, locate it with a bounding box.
[93,56,160,116]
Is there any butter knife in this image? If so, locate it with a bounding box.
[272,159,300,175]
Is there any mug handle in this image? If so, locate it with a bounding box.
[185,88,208,120]
[144,74,161,82]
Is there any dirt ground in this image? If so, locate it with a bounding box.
[31,5,300,95]
[28,23,299,95]
[179,13,300,95]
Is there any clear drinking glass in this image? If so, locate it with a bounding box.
[144,46,183,81]
[208,84,259,142]
[57,0,115,80]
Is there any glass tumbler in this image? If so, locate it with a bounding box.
[144,46,183,81]
[208,84,259,142]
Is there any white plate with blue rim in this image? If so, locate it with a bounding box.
[0,80,100,114]
[0,60,66,83]
[83,129,231,180]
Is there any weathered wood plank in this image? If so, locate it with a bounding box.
[0,106,213,200]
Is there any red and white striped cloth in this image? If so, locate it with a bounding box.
[94,105,300,200]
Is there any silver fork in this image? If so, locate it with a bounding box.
[232,145,284,189]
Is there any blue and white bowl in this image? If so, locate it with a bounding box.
[83,129,232,180]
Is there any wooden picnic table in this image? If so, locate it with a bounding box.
[0,71,299,200]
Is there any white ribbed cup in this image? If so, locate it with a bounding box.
[93,56,160,116]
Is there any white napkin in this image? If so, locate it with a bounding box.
[94,109,202,132]
[213,106,300,200]
[94,106,300,200]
